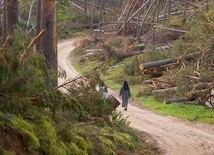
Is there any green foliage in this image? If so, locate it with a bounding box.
[106,36,134,50]
[176,67,193,96]
[73,125,138,155]
[2,149,14,155]
[143,45,169,62]
[0,50,47,95]
[200,10,214,34]
[199,69,214,82]
[78,93,114,117]
[10,30,30,52]
[72,135,90,154]
[34,116,67,155]
[171,39,188,58]
[106,44,120,63]
[0,114,40,151]
[168,16,183,27]
[12,118,40,150]
[58,3,90,38]
[22,53,47,94]
[68,142,86,155]
[124,57,141,76]
[0,50,48,114]
[112,111,130,128]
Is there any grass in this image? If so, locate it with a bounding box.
[138,96,214,124]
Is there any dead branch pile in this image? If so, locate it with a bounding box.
[140,49,214,108]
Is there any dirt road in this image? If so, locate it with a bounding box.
[58,39,214,155]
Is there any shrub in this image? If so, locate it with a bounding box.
[200,9,214,34]
[168,16,183,27]
[176,67,193,97]
[124,57,140,76]
[143,45,169,62]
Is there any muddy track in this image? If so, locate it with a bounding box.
[58,39,214,155]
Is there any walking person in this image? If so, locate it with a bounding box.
[119,80,131,111]
[98,82,108,99]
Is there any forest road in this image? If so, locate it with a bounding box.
[58,39,214,155]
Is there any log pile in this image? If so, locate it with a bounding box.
[139,51,214,108]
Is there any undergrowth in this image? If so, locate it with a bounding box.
[0,38,158,154]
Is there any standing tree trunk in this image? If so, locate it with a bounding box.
[0,1,2,36]
[136,0,144,37]
[168,0,171,19]
[40,0,58,88]
[2,0,6,40]
[99,0,104,36]
[53,0,58,59]
[206,0,209,12]
[122,0,136,36]
[137,0,155,39]
[183,0,187,24]
[6,0,18,33]
[84,0,87,14]
[156,0,160,22]
[90,0,96,36]
[2,0,18,44]
[36,0,42,50]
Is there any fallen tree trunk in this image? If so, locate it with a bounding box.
[110,64,124,69]
[164,98,191,104]
[85,49,103,54]
[117,50,145,59]
[106,95,120,109]
[143,69,163,76]
[139,52,201,70]
[139,59,176,70]
[193,82,213,90]
[152,87,177,95]
[71,2,86,12]
[118,0,150,34]
[144,79,153,84]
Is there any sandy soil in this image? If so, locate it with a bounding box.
[58,39,214,155]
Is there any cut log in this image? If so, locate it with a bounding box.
[152,87,177,95]
[155,45,170,50]
[139,52,200,71]
[193,83,213,90]
[117,50,145,59]
[144,69,163,76]
[139,59,176,70]
[135,44,145,51]
[186,75,200,80]
[106,95,120,109]
[182,52,201,60]
[154,26,187,33]
[164,98,191,104]
[110,64,124,69]
[144,79,153,84]
[85,49,103,54]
